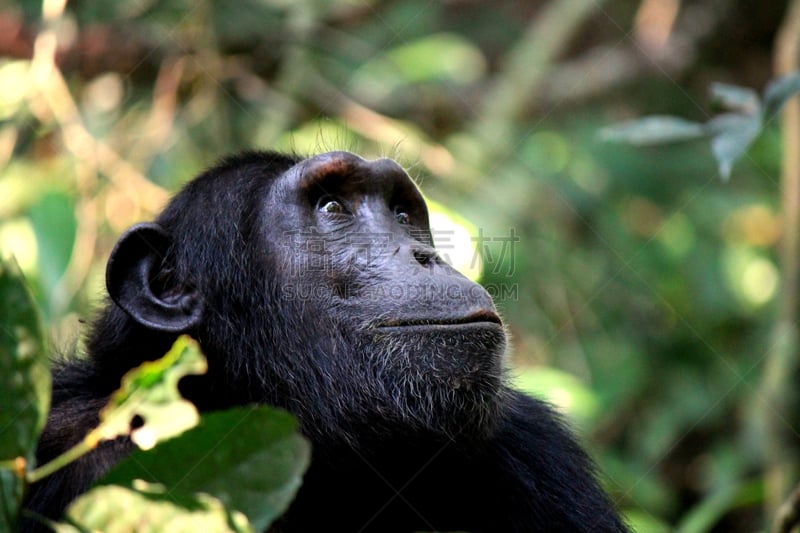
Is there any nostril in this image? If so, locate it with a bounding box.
[413,249,437,269]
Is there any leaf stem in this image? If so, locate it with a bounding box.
[25,431,99,484]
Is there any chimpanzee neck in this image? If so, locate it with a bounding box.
[85,305,179,393]
[281,433,494,533]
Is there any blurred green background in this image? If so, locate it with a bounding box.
[0,0,797,530]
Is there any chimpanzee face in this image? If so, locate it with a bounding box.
[107,150,508,440]
[259,152,508,437]
[268,152,501,324]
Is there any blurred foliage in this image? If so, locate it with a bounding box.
[0,287,309,532]
[63,483,255,533]
[0,257,48,530]
[601,75,800,179]
[99,407,310,532]
[0,0,796,530]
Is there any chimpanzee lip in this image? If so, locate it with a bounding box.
[375,310,502,328]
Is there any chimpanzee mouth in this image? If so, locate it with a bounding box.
[375,310,502,330]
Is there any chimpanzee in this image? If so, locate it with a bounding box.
[23,150,627,532]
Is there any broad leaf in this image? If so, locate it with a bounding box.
[65,482,255,533]
[93,335,206,450]
[762,72,800,121]
[598,116,706,145]
[0,256,49,530]
[99,407,311,532]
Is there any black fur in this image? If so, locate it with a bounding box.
[23,150,627,532]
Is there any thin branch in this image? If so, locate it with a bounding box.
[776,485,800,533]
[764,0,800,527]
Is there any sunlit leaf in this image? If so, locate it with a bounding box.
[0,256,49,530]
[762,72,800,121]
[599,116,706,145]
[93,336,206,450]
[99,407,311,532]
[624,510,671,533]
[350,33,485,101]
[386,33,486,85]
[0,61,31,120]
[66,482,255,533]
[709,82,760,113]
[273,118,362,156]
[513,367,600,427]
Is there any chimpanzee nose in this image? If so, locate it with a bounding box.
[412,247,436,268]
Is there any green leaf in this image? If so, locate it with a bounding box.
[386,33,486,85]
[25,336,208,487]
[762,72,800,121]
[65,482,255,533]
[623,510,671,533]
[512,367,600,428]
[0,256,49,530]
[99,407,311,532]
[598,116,707,145]
[350,33,485,100]
[709,82,760,114]
[27,193,77,312]
[94,336,207,450]
[707,113,762,180]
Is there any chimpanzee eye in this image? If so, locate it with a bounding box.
[317,196,345,214]
[394,207,411,225]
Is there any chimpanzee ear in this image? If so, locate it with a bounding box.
[106,222,203,333]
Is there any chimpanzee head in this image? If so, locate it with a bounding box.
[101,151,508,444]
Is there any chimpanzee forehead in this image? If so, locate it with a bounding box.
[297,151,411,187]
[275,151,423,201]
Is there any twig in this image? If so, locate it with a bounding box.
[764,0,800,526]
[776,485,800,533]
